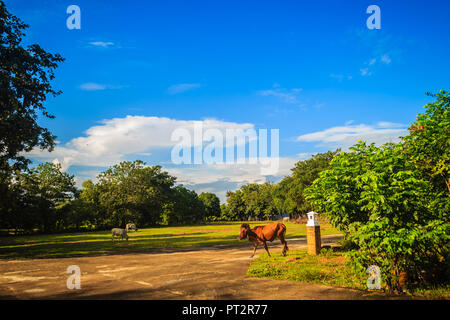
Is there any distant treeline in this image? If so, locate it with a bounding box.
[219,150,339,221]
[0,161,221,234]
[0,150,338,234]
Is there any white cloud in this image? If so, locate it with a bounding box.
[296,152,311,160]
[167,83,201,95]
[167,157,298,201]
[79,83,125,91]
[360,53,392,77]
[345,120,355,126]
[26,115,299,201]
[258,88,302,104]
[80,83,107,91]
[381,54,392,64]
[377,121,403,128]
[360,68,372,76]
[26,116,255,169]
[330,74,353,82]
[297,122,407,150]
[89,41,115,48]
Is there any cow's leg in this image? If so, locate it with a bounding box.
[277,224,288,256]
[250,243,258,258]
[263,242,271,257]
[279,234,288,256]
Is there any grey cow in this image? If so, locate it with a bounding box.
[111,228,129,241]
[125,223,138,232]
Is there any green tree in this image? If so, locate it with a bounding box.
[402,90,450,218]
[74,180,103,230]
[305,145,379,232]
[162,186,204,225]
[222,183,279,221]
[198,192,221,219]
[224,189,246,220]
[95,161,176,228]
[0,1,64,172]
[8,162,76,232]
[241,183,278,220]
[0,1,64,228]
[403,90,449,193]
[305,92,450,292]
[219,203,231,221]
[286,150,339,217]
[272,176,295,215]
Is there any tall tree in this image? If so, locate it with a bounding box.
[274,150,339,217]
[224,189,246,220]
[0,1,64,172]
[198,192,221,218]
[403,90,449,197]
[0,1,64,223]
[162,186,204,225]
[9,162,76,232]
[95,161,176,227]
[305,92,450,292]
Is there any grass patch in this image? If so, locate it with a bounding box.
[247,248,450,299]
[247,248,367,290]
[0,221,341,260]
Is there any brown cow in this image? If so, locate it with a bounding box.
[239,223,288,258]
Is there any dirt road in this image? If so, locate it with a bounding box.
[0,235,402,299]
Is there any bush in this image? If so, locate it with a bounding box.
[305,91,450,293]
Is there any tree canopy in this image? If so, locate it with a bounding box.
[0,1,64,224]
[305,91,450,292]
[0,1,64,172]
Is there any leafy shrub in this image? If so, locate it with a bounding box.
[305,91,450,293]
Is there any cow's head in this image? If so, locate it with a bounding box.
[239,223,250,240]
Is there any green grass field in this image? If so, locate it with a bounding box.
[0,221,341,260]
[247,248,450,299]
[247,247,367,290]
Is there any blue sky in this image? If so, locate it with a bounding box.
[6,0,450,201]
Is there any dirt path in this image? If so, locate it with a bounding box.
[0,235,403,300]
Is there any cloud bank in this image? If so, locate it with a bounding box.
[26,115,408,202]
[297,122,407,150]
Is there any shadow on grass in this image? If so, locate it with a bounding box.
[0,233,250,260]
[0,233,338,260]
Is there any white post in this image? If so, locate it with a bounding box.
[306,211,321,255]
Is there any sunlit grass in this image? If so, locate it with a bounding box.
[0,221,341,259]
[247,248,367,290]
[247,248,450,299]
